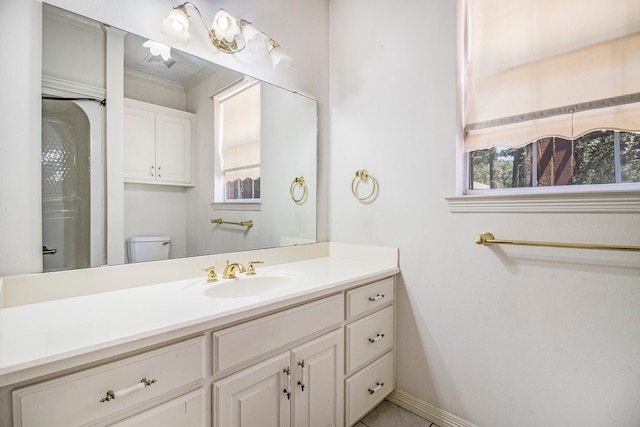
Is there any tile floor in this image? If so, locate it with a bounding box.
[355,400,440,427]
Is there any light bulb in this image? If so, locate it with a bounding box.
[212,9,240,43]
[161,7,191,46]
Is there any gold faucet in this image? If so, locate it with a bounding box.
[202,266,218,282]
[222,260,246,279]
[246,261,264,275]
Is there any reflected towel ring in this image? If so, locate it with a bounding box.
[351,169,378,201]
[290,177,307,203]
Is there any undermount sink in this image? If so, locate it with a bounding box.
[185,271,305,299]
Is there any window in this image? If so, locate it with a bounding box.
[461,0,640,194]
[470,131,640,190]
[213,78,261,203]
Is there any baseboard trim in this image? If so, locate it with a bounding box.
[387,389,479,427]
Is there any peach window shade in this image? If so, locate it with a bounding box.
[464,0,640,152]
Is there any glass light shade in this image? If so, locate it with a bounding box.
[212,9,240,43]
[269,46,293,69]
[161,7,191,46]
[241,23,268,52]
[143,40,172,61]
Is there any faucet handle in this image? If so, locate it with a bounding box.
[202,266,218,282]
[247,261,264,275]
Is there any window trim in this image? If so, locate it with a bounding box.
[211,77,261,204]
[446,187,640,213]
[211,202,262,212]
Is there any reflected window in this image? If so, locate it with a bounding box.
[213,78,261,202]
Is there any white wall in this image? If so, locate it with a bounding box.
[329,1,640,426]
[0,1,43,275]
[0,0,329,275]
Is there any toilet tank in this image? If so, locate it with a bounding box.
[126,236,171,263]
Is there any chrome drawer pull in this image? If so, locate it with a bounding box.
[297,360,306,392]
[368,333,385,343]
[283,367,292,400]
[368,382,384,395]
[368,294,385,302]
[99,378,156,403]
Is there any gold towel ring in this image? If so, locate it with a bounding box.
[290,177,307,203]
[351,169,378,201]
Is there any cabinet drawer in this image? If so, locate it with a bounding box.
[13,337,205,427]
[346,306,394,374]
[346,277,394,320]
[214,294,344,375]
[345,351,394,426]
[110,389,205,427]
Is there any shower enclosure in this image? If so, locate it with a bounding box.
[41,95,104,272]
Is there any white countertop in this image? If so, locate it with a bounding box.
[0,245,398,387]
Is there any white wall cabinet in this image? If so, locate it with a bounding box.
[124,99,195,186]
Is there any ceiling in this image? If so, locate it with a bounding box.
[124,32,223,86]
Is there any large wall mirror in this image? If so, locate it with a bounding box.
[42,4,317,272]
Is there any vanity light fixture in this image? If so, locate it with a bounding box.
[161,2,292,69]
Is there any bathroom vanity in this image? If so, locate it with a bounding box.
[0,243,398,427]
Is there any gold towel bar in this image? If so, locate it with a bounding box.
[475,232,640,253]
[211,218,254,228]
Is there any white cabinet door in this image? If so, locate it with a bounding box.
[291,329,344,427]
[124,105,155,183]
[155,113,193,185]
[124,99,195,186]
[214,352,291,427]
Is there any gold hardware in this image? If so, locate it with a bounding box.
[290,177,307,203]
[475,231,640,252]
[352,169,378,201]
[211,218,253,228]
[223,260,246,278]
[246,261,264,275]
[202,266,218,282]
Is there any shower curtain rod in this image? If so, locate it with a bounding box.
[42,96,106,106]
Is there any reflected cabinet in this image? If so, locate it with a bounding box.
[124,98,196,186]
